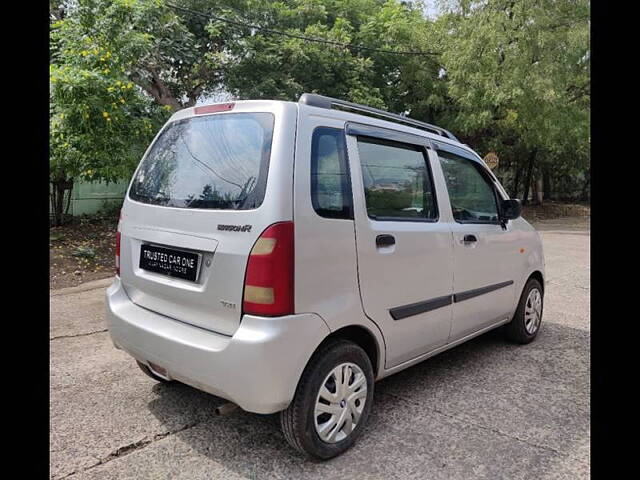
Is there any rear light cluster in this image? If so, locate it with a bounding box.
[115,210,122,276]
[242,222,294,317]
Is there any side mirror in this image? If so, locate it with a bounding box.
[501,198,522,221]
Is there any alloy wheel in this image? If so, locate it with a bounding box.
[524,288,542,334]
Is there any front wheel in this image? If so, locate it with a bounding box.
[504,278,544,344]
[280,339,374,459]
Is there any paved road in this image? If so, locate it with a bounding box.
[50,221,590,479]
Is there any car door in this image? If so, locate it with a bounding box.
[345,123,454,369]
[433,141,518,341]
[293,111,375,341]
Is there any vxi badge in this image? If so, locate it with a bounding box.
[217,224,253,232]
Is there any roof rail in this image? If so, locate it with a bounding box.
[298,93,459,142]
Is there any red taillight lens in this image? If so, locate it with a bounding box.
[242,222,294,317]
[115,231,121,276]
[115,210,122,276]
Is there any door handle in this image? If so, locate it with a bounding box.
[463,234,478,243]
[376,234,396,247]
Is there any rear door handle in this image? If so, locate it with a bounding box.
[463,234,478,243]
[376,234,396,247]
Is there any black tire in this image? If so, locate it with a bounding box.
[136,360,172,383]
[504,278,544,344]
[280,339,374,460]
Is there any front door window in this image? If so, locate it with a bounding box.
[437,150,499,224]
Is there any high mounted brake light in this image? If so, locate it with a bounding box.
[242,222,294,317]
[194,103,235,115]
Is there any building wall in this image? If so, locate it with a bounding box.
[69,180,129,216]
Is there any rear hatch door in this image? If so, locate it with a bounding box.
[119,102,296,336]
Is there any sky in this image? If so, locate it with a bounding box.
[419,1,443,19]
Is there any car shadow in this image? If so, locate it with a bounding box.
[145,321,589,478]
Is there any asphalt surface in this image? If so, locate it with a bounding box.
[50,220,590,479]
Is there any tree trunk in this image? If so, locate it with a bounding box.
[512,163,523,199]
[580,168,590,202]
[535,176,544,205]
[130,69,184,112]
[50,183,58,226]
[65,180,74,217]
[50,177,74,226]
[543,168,551,201]
[521,149,537,206]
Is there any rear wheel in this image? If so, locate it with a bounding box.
[280,339,374,459]
[136,360,172,383]
[504,278,544,344]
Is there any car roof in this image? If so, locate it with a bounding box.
[167,98,482,162]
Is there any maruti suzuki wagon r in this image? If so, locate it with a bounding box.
[106,93,545,459]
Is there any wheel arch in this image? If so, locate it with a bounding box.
[314,324,382,378]
[527,270,545,293]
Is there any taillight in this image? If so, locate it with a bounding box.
[115,210,122,276]
[242,222,294,317]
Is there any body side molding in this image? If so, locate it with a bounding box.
[390,295,453,321]
[453,280,514,303]
[388,280,514,320]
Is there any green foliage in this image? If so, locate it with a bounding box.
[50,63,166,183]
[50,2,170,177]
[71,246,97,259]
[52,0,243,110]
[50,232,66,242]
[366,188,414,214]
[50,0,590,206]
[50,1,171,224]
[431,0,590,199]
[220,0,439,110]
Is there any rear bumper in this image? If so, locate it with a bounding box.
[106,278,330,414]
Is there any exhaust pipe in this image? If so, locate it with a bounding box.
[215,402,239,416]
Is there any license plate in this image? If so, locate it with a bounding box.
[139,244,201,282]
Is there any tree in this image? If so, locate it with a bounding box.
[219,0,441,110]
[431,0,590,203]
[50,0,590,216]
[56,0,246,112]
[50,5,168,225]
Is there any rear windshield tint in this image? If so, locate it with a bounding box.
[129,112,274,210]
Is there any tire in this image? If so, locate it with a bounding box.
[280,339,374,459]
[504,278,544,344]
[136,360,172,383]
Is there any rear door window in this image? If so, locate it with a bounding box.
[356,137,438,221]
[129,112,274,210]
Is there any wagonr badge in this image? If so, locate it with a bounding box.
[217,224,252,232]
[107,93,545,459]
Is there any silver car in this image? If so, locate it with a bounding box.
[107,94,545,459]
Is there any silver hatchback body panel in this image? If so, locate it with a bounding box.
[106,97,545,413]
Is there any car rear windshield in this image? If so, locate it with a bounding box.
[129,112,275,210]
